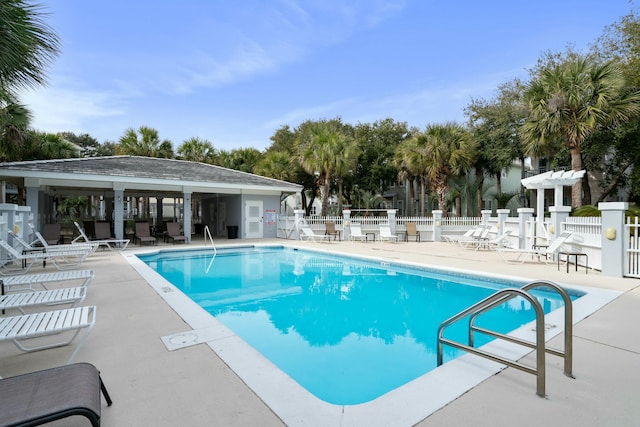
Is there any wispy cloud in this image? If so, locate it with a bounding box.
[157,0,408,95]
[263,96,364,129]
[19,85,126,133]
[263,70,515,132]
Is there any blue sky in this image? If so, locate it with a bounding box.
[20,0,634,151]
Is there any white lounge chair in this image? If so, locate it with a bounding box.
[29,227,99,256]
[1,270,95,293]
[349,225,367,242]
[299,226,330,242]
[0,240,89,274]
[478,228,515,250]
[72,221,130,250]
[11,229,98,256]
[442,224,488,247]
[0,287,88,315]
[497,231,574,264]
[0,305,96,363]
[379,226,398,242]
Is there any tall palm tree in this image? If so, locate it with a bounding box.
[177,137,215,163]
[422,122,477,217]
[521,57,640,207]
[0,0,60,96]
[393,141,418,216]
[397,137,430,216]
[297,120,350,216]
[117,126,174,158]
[331,129,358,213]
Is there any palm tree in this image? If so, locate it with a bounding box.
[23,131,78,160]
[116,126,174,158]
[215,147,262,173]
[297,120,349,216]
[422,123,477,217]
[398,137,431,216]
[0,96,31,160]
[521,56,640,208]
[254,151,294,181]
[177,137,215,163]
[393,141,418,216]
[331,129,358,213]
[0,1,60,96]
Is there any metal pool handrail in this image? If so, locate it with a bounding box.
[437,287,547,397]
[204,225,216,273]
[467,280,573,378]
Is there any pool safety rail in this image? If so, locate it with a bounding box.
[437,280,573,397]
[204,225,217,273]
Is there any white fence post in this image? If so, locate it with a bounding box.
[294,209,305,240]
[518,208,534,249]
[432,210,443,242]
[387,210,397,235]
[549,206,571,238]
[481,210,492,225]
[496,209,509,234]
[343,210,351,241]
[599,202,628,277]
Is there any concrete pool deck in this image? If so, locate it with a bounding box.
[0,238,638,426]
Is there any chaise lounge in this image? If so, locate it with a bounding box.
[0,240,90,274]
[40,223,62,245]
[0,362,112,427]
[73,222,130,251]
[134,222,157,246]
[164,222,186,244]
[497,231,574,263]
[0,305,96,364]
[299,226,330,242]
[1,270,95,293]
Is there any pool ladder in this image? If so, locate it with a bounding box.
[204,225,217,273]
[436,280,573,397]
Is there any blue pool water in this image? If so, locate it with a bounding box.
[138,246,581,405]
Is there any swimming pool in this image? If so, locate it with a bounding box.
[127,244,620,426]
[137,246,580,405]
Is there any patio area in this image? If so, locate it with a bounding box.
[0,238,638,426]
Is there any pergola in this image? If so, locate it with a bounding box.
[521,169,586,223]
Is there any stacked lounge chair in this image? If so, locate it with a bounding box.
[0,255,109,425]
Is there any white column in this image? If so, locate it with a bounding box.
[599,202,628,277]
[183,192,192,242]
[387,209,397,234]
[114,189,125,240]
[432,210,443,242]
[518,208,534,249]
[342,210,351,241]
